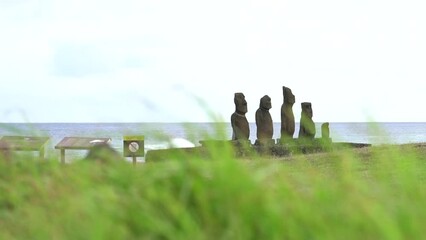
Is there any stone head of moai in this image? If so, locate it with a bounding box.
[234,92,248,114]
[283,86,295,105]
[259,95,272,110]
[301,102,313,119]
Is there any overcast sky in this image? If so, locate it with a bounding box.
[1,0,425,123]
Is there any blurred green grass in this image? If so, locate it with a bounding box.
[1,143,426,239]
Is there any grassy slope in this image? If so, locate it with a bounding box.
[1,144,426,239]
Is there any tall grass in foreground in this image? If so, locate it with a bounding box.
[1,143,426,239]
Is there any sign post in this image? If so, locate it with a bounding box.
[123,136,145,165]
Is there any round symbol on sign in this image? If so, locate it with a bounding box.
[129,142,139,153]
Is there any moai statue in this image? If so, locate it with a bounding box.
[321,122,332,143]
[298,102,316,139]
[280,86,296,140]
[231,93,249,141]
[321,122,330,139]
[255,95,273,143]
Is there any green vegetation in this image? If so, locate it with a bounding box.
[1,143,426,239]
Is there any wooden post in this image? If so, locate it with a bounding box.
[39,147,45,160]
[133,156,137,165]
[60,149,65,164]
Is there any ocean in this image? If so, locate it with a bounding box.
[0,122,425,160]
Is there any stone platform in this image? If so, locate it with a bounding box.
[145,138,371,162]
